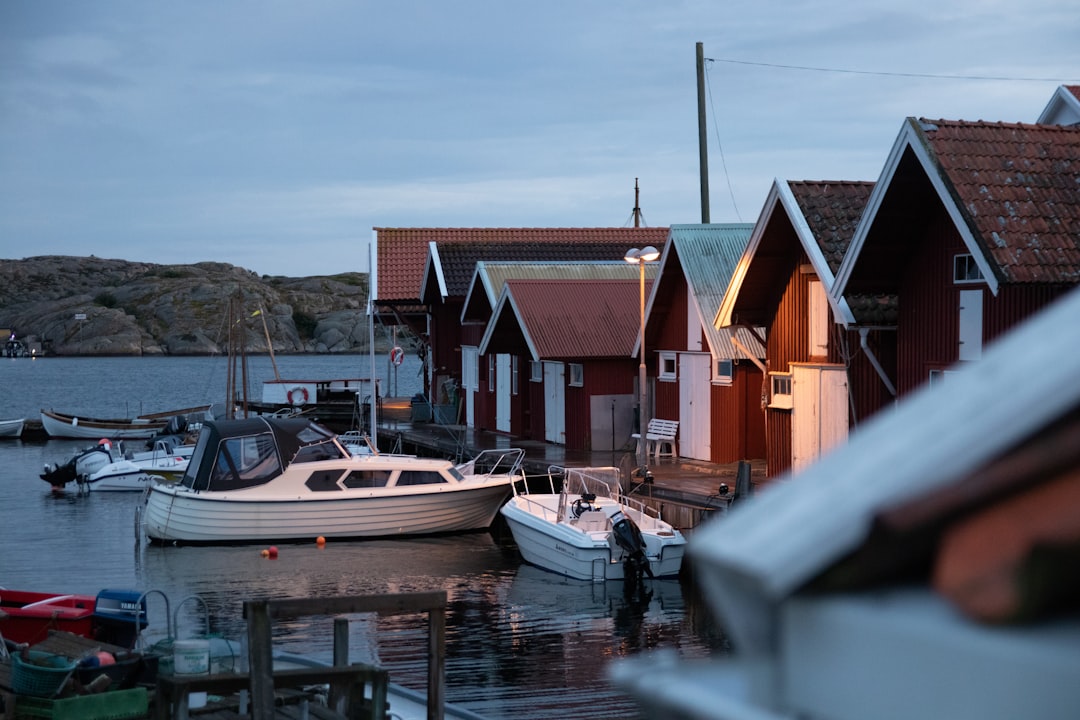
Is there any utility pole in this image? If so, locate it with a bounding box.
[632,178,641,228]
[696,41,710,223]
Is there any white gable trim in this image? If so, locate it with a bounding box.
[479,286,540,361]
[715,182,781,329]
[833,118,999,305]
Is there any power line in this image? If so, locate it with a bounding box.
[705,57,1073,83]
[703,60,742,222]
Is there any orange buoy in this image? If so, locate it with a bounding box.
[316,536,326,547]
[261,549,270,557]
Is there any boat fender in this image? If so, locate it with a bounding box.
[287,386,309,406]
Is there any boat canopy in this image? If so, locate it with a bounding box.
[182,417,346,492]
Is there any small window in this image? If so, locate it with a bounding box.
[658,352,677,381]
[512,356,519,396]
[395,470,448,486]
[954,254,984,283]
[714,358,733,385]
[569,363,584,387]
[769,372,793,409]
[488,354,495,393]
[530,361,542,382]
[343,470,391,488]
[304,470,347,492]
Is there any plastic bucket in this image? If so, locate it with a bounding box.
[173,639,210,675]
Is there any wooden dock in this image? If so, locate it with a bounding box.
[0,591,450,720]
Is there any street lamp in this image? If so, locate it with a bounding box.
[624,245,660,470]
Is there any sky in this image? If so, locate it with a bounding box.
[1,1,1077,278]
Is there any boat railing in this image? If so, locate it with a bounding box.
[457,447,525,479]
[546,465,667,526]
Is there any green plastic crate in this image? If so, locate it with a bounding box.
[14,687,148,720]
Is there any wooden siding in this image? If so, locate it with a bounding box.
[710,364,766,463]
[766,408,792,479]
[430,302,464,385]
[562,358,636,450]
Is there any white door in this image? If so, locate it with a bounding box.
[462,346,478,427]
[544,361,566,444]
[792,364,848,472]
[958,289,983,362]
[496,354,511,433]
[678,353,711,461]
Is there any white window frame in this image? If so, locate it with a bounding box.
[568,363,584,387]
[769,371,793,409]
[487,354,495,393]
[658,351,677,382]
[511,356,519,396]
[530,360,542,382]
[713,358,734,386]
[954,253,985,284]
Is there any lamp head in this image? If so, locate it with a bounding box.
[639,245,660,262]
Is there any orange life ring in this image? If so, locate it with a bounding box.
[287,386,309,406]
[390,346,405,366]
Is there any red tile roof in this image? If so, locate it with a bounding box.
[501,279,647,359]
[788,181,875,275]
[374,227,668,303]
[918,119,1080,284]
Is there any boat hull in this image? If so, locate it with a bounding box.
[143,482,512,543]
[0,417,24,438]
[0,591,97,645]
[40,410,168,439]
[500,495,686,581]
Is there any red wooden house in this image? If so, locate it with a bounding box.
[459,261,656,435]
[640,224,766,464]
[370,228,667,409]
[716,180,892,478]
[832,118,1080,399]
[480,277,645,451]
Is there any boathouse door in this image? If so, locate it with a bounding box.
[791,363,848,472]
[678,352,711,460]
[544,361,566,444]
[496,354,511,433]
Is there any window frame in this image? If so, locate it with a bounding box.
[568,363,584,387]
[953,253,985,284]
[769,371,793,410]
[658,351,677,382]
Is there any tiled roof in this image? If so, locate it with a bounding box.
[788,181,875,275]
[490,279,645,359]
[374,227,668,303]
[917,119,1080,284]
[434,241,650,298]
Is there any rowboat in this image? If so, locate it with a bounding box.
[0,417,24,438]
[39,406,212,440]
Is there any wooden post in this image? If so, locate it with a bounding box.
[244,599,275,720]
[428,605,446,720]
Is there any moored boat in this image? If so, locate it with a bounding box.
[41,438,193,491]
[0,588,147,647]
[39,405,212,440]
[141,416,525,544]
[0,417,24,438]
[500,465,688,582]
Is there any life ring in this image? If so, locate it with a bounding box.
[287,386,309,406]
[390,346,405,366]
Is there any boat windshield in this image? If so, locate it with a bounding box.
[184,430,282,491]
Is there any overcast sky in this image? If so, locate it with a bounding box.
[1,1,1077,277]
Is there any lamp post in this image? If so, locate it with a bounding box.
[624,245,660,470]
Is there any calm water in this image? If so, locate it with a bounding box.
[0,354,727,719]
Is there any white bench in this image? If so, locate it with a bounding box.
[631,418,680,460]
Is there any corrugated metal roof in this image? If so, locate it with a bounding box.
[662,224,764,359]
[487,279,645,359]
[461,261,658,322]
[916,119,1080,284]
[374,227,668,303]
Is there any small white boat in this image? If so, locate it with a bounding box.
[41,437,194,491]
[500,465,688,582]
[0,417,24,438]
[40,406,212,439]
[142,416,525,544]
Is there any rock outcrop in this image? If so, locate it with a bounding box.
[0,256,391,356]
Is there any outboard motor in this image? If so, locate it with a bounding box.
[93,589,148,648]
[610,510,653,580]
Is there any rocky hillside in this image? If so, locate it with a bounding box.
[0,256,396,356]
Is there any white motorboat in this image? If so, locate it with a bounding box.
[0,417,24,438]
[500,465,687,582]
[141,416,525,544]
[41,438,193,492]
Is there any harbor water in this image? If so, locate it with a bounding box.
[0,354,728,719]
